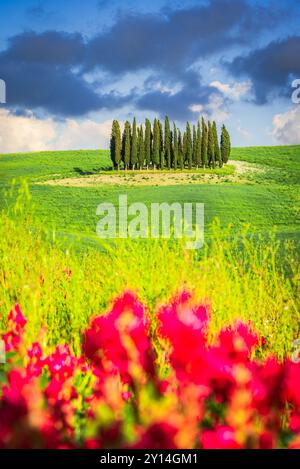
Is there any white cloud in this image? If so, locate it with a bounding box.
[210,80,251,100]
[0,109,55,153]
[272,106,300,144]
[54,118,112,150]
[190,93,229,123]
[147,80,182,96]
[0,109,112,153]
[206,94,229,122]
[189,104,203,113]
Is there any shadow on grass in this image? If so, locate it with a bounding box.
[73,166,113,175]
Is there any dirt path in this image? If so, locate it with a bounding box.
[38,160,263,187]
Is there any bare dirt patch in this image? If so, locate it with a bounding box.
[38,161,263,187]
[227,160,261,175]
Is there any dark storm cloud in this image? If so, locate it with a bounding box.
[226,36,300,104]
[1,67,93,116]
[2,31,85,66]
[86,0,280,75]
[0,0,291,117]
[136,84,214,121]
[0,58,130,116]
[136,70,218,121]
[0,31,130,116]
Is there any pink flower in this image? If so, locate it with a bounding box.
[8,304,27,331]
[45,345,77,381]
[251,357,285,414]
[158,292,209,384]
[26,342,44,377]
[2,293,300,449]
[217,321,259,363]
[2,304,27,352]
[283,361,300,407]
[83,291,155,384]
[201,426,241,449]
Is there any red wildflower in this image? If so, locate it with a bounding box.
[290,412,300,432]
[133,422,179,449]
[158,291,209,384]
[26,342,44,377]
[251,357,285,414]
[217,321,259,363]
[8,304,27,331]
[2,304,27,352]
[283,361,300,407]
[83,291,155,384]
[45,345,77,381]
[1,294,300,449]
[259,431,275,449]
[201,425,241,449]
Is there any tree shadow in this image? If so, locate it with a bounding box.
[73,166,113,175]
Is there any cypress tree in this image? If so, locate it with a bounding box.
[213,121,222,167]
[131,117,137,170]
[158,120,164,169]
[121,126,125,168]
[137,124,145,169]
[201,117,208,168]
[164,115,171,169]
[137,126,140,167]
[113,116,229,172]
[196,120,201,169]
[186,122,193,170]
[152,118,160,169]
[182,131,187,167]
[110,120,121,170]
[178,129,184,170]
[221,125,231,164]
[192,124,197,168]
[115,120,121,170]
[207,121,215,169]
[145,118,151,169]
[122,121,131,170]
[227,127,231,162]
[173,123,178,170]
[110,120,116,168]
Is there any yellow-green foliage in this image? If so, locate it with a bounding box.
[0,182,299,360]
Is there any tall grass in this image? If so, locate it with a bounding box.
[0,182,299,359]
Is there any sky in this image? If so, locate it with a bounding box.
[0,0,300,152]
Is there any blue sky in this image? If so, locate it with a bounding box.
[0,0,300,151]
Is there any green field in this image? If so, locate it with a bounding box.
[0,145,299,245]
[0,145,299,358]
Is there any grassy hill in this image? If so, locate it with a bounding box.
[0,145,299,246]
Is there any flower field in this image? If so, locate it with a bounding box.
[0,184,299,449]
[1,291,300,449]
